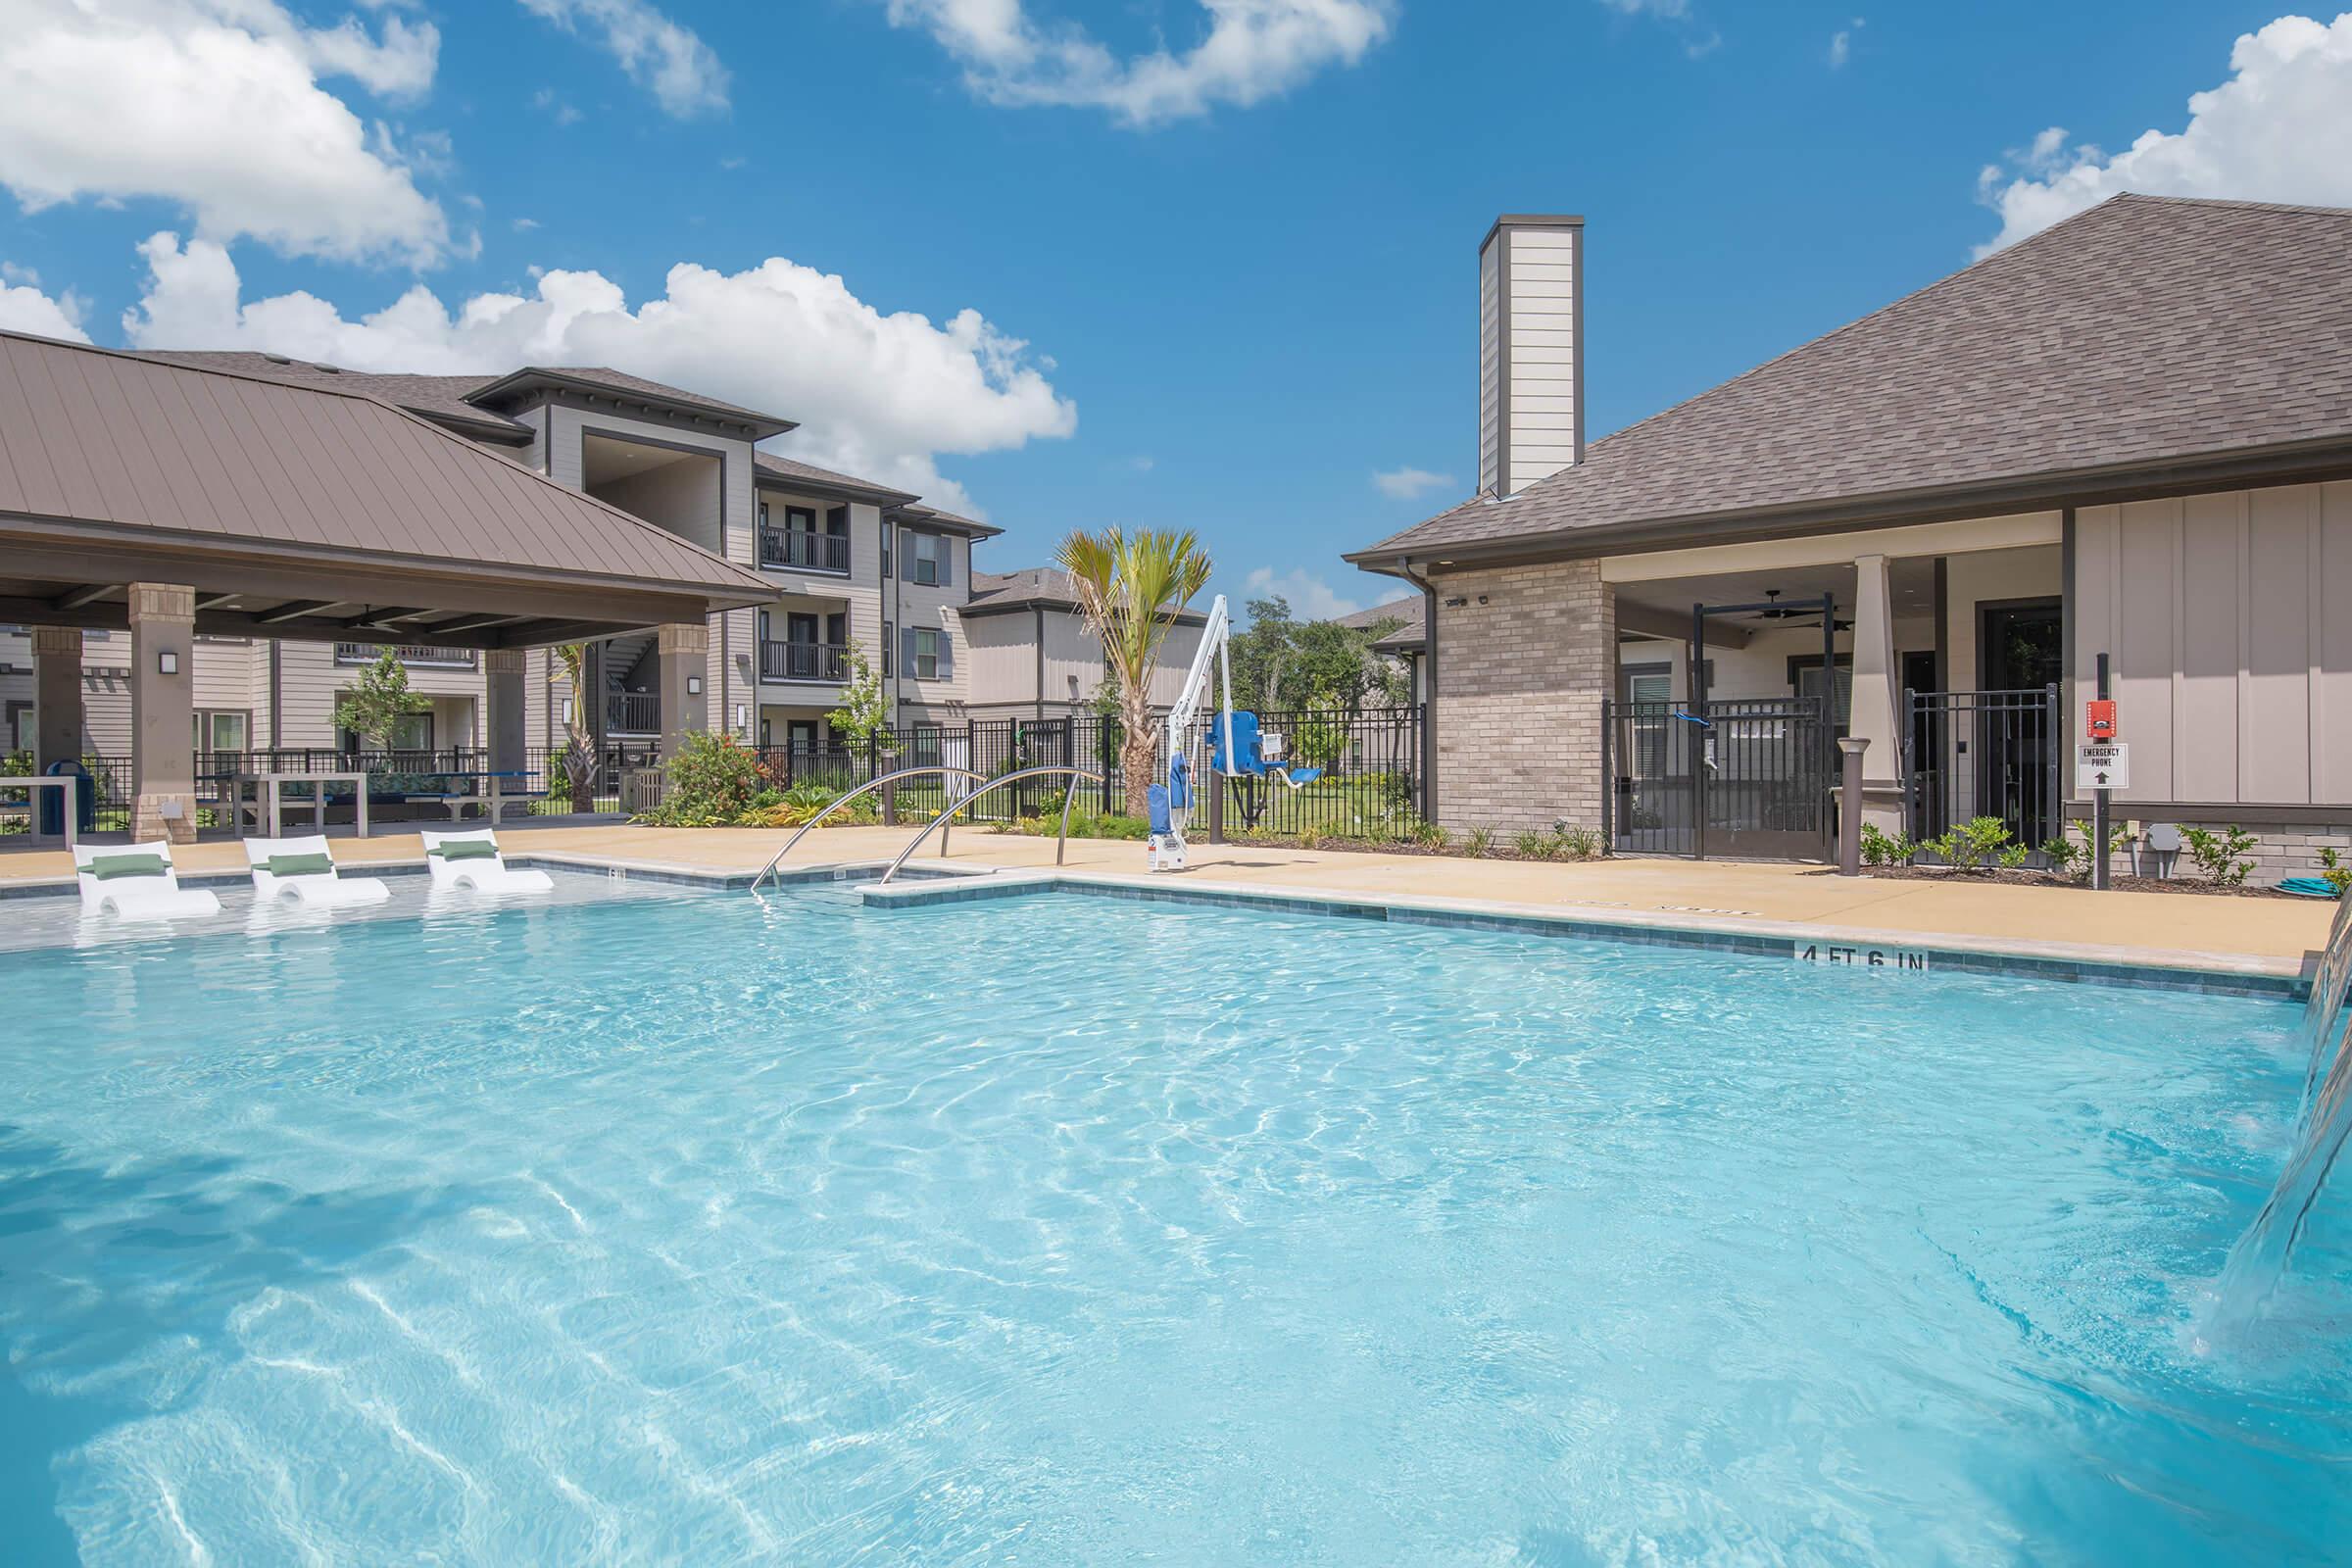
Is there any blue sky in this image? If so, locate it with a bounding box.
[1,1,2346,619]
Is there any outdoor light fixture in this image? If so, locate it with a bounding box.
[158,651,177,675]
[687,675,703,696]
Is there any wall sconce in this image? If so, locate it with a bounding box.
[158,651,178,675]
[562,699,575,724]
[686,675,703,696]
[731,705,746,729]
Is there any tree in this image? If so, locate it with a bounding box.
[553,642,598,811]
[1228,595,1408,713]
[1055,526,1213,817]
[332,648,431,752]
[825,638,897,776]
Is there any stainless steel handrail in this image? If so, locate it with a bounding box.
[874,765,1106,887]
[749,764,988,896]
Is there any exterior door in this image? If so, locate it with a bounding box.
[1978,600,2063,846]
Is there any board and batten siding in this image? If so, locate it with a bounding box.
[2073,481,2352,807]
[1477,239,1501,497]
[1501,224,1580,494]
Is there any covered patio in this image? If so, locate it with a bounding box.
[0,331,772,847]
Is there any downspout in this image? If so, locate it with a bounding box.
[1034,607,1046,724]
[269,638,282,749]
[1395,557,1438,824]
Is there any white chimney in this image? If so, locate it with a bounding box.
[1478,214,1585,498]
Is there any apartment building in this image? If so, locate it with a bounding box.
[1,354,1002,762]
[958,567,1205,720]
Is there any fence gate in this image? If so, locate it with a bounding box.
[1902,685,2063,852]
[1604,695,1835,859]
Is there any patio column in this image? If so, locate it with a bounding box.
[1847,553,1905,833]
[31,626,83,772]
[127,582,197,844]
[484,648,527,774]
[657,621,709,760]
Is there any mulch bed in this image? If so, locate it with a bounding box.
[1823,864,2322,900]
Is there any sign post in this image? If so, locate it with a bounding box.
[2091,655,2113,890]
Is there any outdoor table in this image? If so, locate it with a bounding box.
[225,770,371,841]
[0,775,76,849]
[405,769,546,825]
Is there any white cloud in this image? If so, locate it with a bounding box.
[0,0,450,266]
[1594,0,1718,56]
[1828,20,1861,69]
[880,0,1395,127]
[119,231,1076,516]
[1977,13,2352,255]
[1372,466,1453,500]
[1243,566,1364,619]
[0,272,87,341]
[512,217,541,231]
[517,0,729,118]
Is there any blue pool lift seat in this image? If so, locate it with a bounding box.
[1207,710,1324,788]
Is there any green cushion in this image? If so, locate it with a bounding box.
[432,838,500,861]
[89,853,169,881]
[265,852,336,877]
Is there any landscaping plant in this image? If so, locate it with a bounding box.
[637,730,762,827]
[1464,827,1495,858]
[1554,826,1601,860]
[1858,822,1918,867]
[333,648,431,753]
[2316,846,2352,898]
[824,639,897,777]
[2181,824,2259,888]
[1922,815,2030,873]
[1054,526,1213,817]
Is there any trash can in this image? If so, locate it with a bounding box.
[39,760,95,836]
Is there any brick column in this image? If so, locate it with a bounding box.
[1432,560,1615,834]
[31,626,84,772]
[127,582,197,843]
[657,622,709,760]
[483,648,527,774]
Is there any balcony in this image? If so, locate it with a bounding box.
[760,640,849,683]
[758,528,851,575]
[607,691,659,733]
[336,642,477,668]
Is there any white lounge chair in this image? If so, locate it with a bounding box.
[74,840,222,920]
[419,827,554,895]
[244,834,392,907]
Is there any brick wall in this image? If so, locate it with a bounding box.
[1433,560,1613,833]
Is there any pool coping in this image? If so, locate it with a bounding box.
[1,851,2311,999]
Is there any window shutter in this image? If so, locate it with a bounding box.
[881,524,892,578]
[940,538,954,587]
[936,628,954,680]
[901,624,916,674]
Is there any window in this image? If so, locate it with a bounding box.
[880,522,892,579]
[758,500,769,530]
[191,709,249,753]
[1789,655,1854,728]
[900,624,954,681]
[825,504,848,537]
[6,700,31,752]
[786,505,816,535]
[907,530,952,587]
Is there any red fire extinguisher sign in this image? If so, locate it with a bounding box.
[2085,699,2118,740]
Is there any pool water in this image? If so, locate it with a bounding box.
[2,878,2348,1563]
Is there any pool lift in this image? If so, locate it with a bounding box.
[1149,595,1326,872]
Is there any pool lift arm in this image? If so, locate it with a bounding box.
[1150,594,1235,872]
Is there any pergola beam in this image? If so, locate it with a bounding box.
[258,599,344,624]
[50,583,115,611]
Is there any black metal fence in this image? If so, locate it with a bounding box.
[1903,685,2063,851]
[1603,696,1835,860]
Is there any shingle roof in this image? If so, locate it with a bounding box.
[751,451,918,505]
[1354,195,2352,564]
[964,564,1209,623]
[1337,594,1425,649]
[465,366,795,436]
[129,351,530,439]
[0,331,773,602]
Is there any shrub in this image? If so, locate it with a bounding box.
[2041,819,2132,881]
[637,731,762,827]
[1464,827,1495,858]
[1298,824,1326,851]
[1922,815,2025,874]
[2181,825,2259,888]
[1859,822,1917,867]
[988,809,1148,842]
[1555,826,1601,860]
[2317,846,2352,898]
[1514,828,1561,860]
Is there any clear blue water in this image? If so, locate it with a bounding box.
[3,877,2349,1564]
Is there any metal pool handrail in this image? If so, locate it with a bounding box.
[749,764,989,897]
[873,765,1107,887]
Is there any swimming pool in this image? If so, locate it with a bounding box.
[2,875,2346,1562]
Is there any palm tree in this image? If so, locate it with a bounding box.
[554,642,598,811]
[1054,526,1213,817]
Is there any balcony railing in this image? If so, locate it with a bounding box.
[336,642,477,667]
[607,691,660,733]
[758,528,851,574]
[760,641,849,683]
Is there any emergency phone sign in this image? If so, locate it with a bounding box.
[2076,741,2130,791]
[2085,699,2117,741]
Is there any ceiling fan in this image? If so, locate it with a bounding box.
[1747,589,1852,632]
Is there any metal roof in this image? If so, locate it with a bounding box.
[131,351,534,441]
[467,366,795,438]
[0,330,775,646]
[1353,195,2352,568]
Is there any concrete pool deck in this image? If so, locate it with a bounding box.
[2,822,2334,985]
